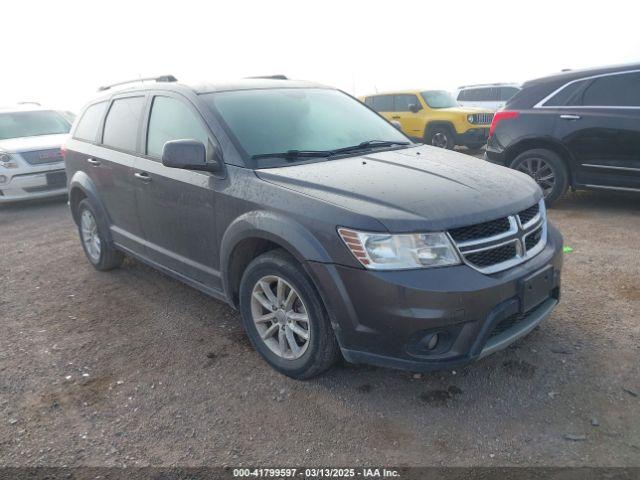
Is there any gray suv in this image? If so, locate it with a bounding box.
[64,76,563,379]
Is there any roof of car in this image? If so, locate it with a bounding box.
[0,104,49,113]
[456,83,520,90]
[507,62,640,109]
[363,89,447,97]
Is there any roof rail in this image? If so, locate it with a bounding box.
[98,75,178,92]
[245,75,288,80]
[18,101,42,106]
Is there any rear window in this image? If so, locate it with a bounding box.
[102,96,145,152]
[0,111,70,141]
[74,102,107,142]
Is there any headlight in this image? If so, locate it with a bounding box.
[0,153,19,169]
[467,114,475,124]
[338,228,461,270]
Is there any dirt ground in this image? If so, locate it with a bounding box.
[1,188,639,467]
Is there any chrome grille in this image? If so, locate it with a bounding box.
[19,148,64,165]
[472,113,494,125]
[448,200,547,274]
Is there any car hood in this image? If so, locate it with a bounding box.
[0,134,69,153]
[255,145,541,232]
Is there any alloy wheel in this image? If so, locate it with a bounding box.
[80,209,101,262]
[431,132,449,148]
[250,275,311,360]
[516,157,556,197]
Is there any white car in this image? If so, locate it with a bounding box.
[0,105,72,203]
[455,83,521,111]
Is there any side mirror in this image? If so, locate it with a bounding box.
[162,139,221,173]
[409,103,420,113]
[390,120,403,131]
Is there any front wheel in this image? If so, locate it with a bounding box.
[426,126,455,149]
[239,250,340,379]
[510,149,569,206]
[77,199,124,270]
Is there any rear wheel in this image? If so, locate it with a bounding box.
[77,199,124,270]
[511,148,569,206]
[426,125,455,149]
[239,249,340,379]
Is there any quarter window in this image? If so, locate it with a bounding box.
[580,72,640,107]
[498,87,519,101]
[146,96,210,159]
[74,102,107,142]
[102,96,145,152]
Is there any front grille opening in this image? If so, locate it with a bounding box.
[525,227,543,251]
[489,313,524,338]
[518,203,540,225]
[465,243,517,268]
[20,149,64,165]
[449,217,510,243]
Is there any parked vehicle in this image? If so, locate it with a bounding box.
[0,105,72,203]
[455,83,521,111]
[486,63,640,204]
[65,76,563,379]
[361,90,494,150]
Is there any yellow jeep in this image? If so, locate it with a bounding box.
[361,90,494,150]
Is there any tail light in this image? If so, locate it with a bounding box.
[489,110,519,137]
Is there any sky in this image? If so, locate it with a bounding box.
[2,0,639,112]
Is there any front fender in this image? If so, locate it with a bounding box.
[220,210,334,298]
[68,171,113,244]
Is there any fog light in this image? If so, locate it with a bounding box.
[426,333,439,350]
[0,175,7,184]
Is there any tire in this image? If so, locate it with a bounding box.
[77,199,124,271]
[426,125,455,149]
[510,148,569,206]
[239,249,340,379]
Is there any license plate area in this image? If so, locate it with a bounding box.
[521,266,554,313]
[46,171,67,188]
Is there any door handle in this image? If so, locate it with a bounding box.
[560,114,581,120]
[134,172,152,183]
[392,115,401,119]
[87,158,101,166]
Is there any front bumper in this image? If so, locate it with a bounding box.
[0,168,67,204]
[308,224,563,372]
[455,127,490,147]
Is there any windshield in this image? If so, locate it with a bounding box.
[421,90,458,109]
[202,88,409,165]
[0,111,71,140]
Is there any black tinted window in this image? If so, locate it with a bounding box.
[543,79,588,106]
[393,94,420,112]
[464,88,492,101]
[370,95,393,112]
[364,97,374,107]
[147,96,209,159]
[581,72,640,107]
[457,90,467,101]
[499,87,519,101]
[102,96,145,152]
[74,102,106,142]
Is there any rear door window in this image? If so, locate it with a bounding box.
[102,96,146,152]
[146,96,210,159]
[74,102,107,142]
[580,72,640,107]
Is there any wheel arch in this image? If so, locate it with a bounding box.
[68,171,114,244]
[504,137,575,185]
[424,120,457,140]
[220,211,334,308]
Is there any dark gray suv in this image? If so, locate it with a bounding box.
[64,76,563,379]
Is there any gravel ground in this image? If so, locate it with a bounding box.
[1,189,639,467]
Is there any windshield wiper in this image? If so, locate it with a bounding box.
[251,140,411,161]
[328,140,411,156]
[252,150,332,160]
